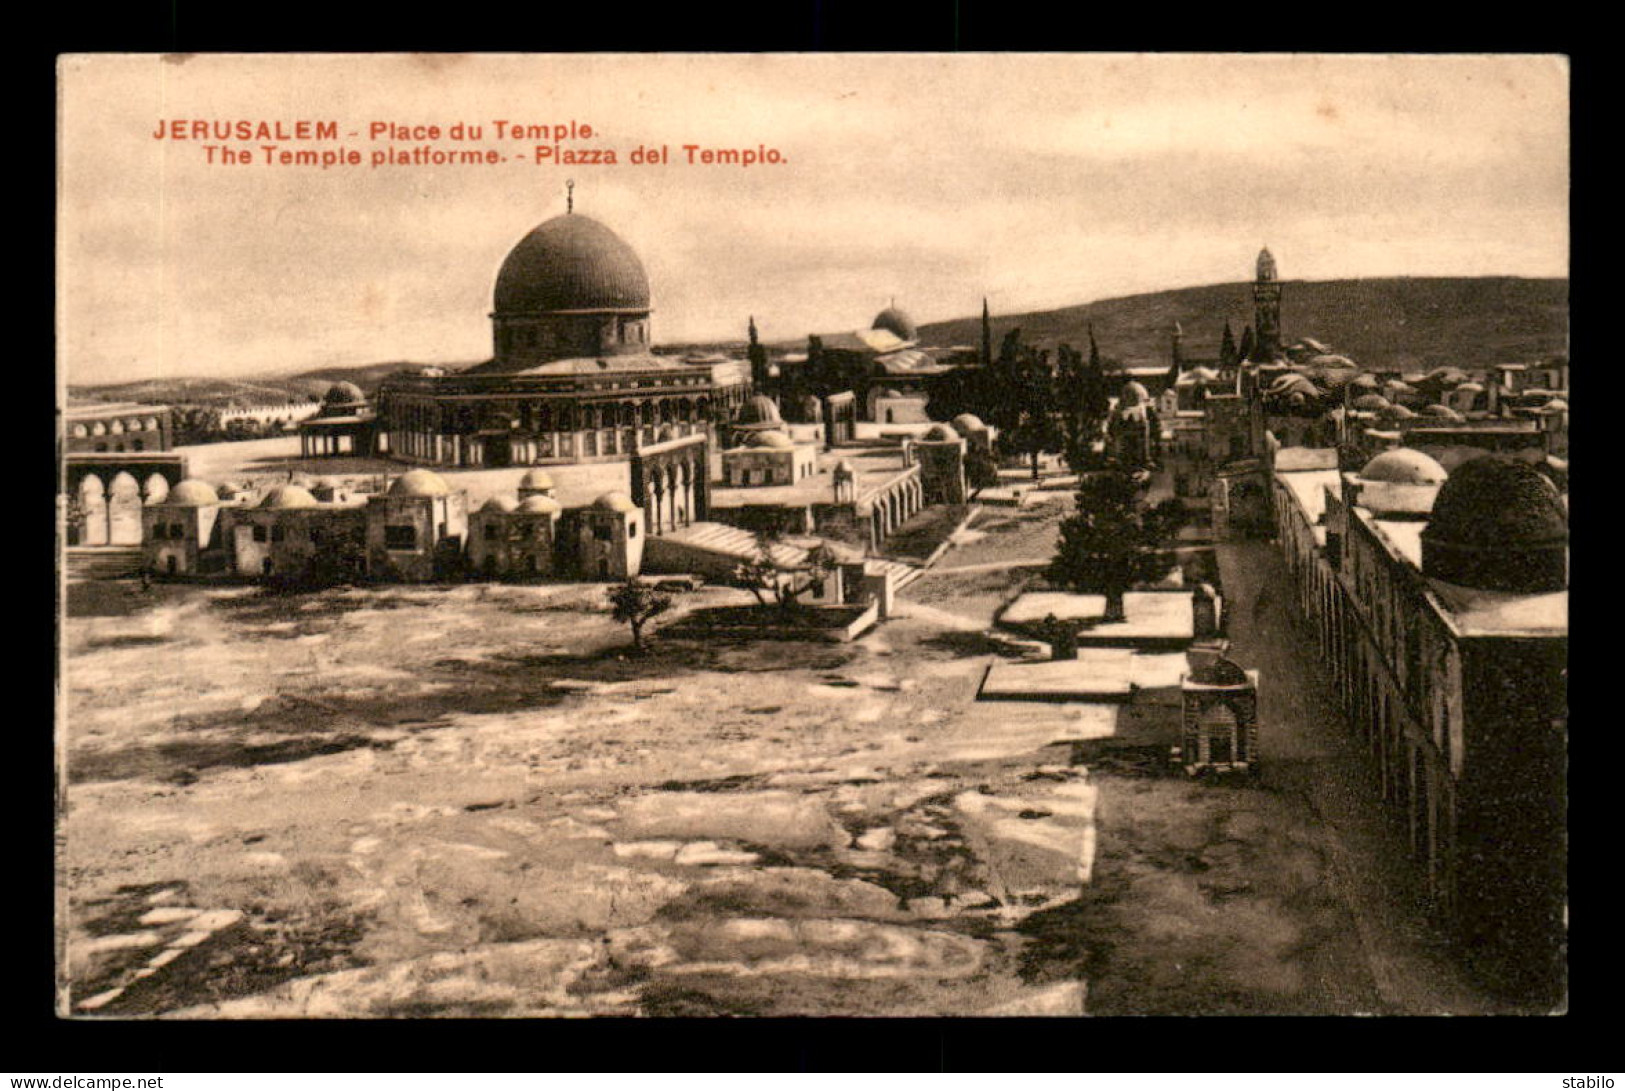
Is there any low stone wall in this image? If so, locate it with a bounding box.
[660,600,879,643]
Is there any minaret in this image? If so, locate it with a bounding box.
[747,315,769,389]
[1252,247,1282,362]
[1167,320,1184,387]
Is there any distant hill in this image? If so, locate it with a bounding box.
[67,362,478,407]
[915,277,1569,372]
[69,276,1568,405]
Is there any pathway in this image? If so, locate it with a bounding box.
[1215,538,1503,1013]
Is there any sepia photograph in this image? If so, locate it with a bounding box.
[55,52,1569,1020]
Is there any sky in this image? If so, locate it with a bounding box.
[57,53,1569,385]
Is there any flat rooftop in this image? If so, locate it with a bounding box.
[66,401,170,418]
[980,651,1190,702]
[1002,591,1197,645]
[1277,467,1341,527]
[1366,512,1568,639]
[711,445,913,509]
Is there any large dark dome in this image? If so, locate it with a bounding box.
[872,306,918,342]
[493,214,651,315]
[1421,456,1568,592]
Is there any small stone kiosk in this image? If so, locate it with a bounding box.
[1178,655,1260,774]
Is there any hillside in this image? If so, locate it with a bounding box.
[68,277,1568,405]
[66,362,477,407]
[916,277,1569,372]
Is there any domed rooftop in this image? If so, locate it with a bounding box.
[1307,354,1356,369]
[1120,381,1150,406]
[519,469,555,491]
[1421,404,1465,421]
[165,479,220,507]
[259,484,319,509]
[1349,373,1381,389]
[735,395,782,426]
[593,491,637,513]
[746,429,794,450]
[389,469,451,497]
[1456,381,1485,394]
[324,381,365,405]
[1421,456,1568,592]
[1361,448,1448,486]
[951,413,985,434]
[1426,457,1567,547]
[517,495,562,514]
[480,496,518,513]
[872,306,918,342]
[1545,398,1569,412]
[920,423,959,442]
[493,214,651,315]
[1378,403,1418,421]
[1352,393,1391,411]
[1189,656,1250,687]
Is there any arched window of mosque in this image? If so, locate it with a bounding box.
[91,421,106,436]
[71,424,88,438]
[144,418,159,431]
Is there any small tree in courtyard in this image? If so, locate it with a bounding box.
[609,576,673,653]
[1048,469,1187,623]
[734,528,837,612]
[964,443,1001,496]
[733,528,786,607]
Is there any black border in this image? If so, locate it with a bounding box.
[35,7,1599,1075]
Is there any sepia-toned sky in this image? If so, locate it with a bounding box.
[57,53,1569,385]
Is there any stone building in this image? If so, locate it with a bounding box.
[375,209,751,467]
[364,469,470,582]
[722,430,818,487]
[1273,448,1567,998]
[64,402,187,546]
[906,424,969,506]
[138,467,654,585]
[299,382,381,458]
[467,495,562,579]
[66,402,174,454]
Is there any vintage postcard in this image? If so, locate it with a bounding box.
[56,53,1568,1018]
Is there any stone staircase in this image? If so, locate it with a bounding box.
[66,546,143,582]
[665,522,811,568]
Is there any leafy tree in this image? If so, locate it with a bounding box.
[608,576,673,653]
[986,329,1061,480]
[1056,340,1112,475]
[980,298,993,368]
[1237,325,1256,364]
[924,357,993,424]
[733,529,836,611]
[964,443,1001,495]
[1048,469,1187,623]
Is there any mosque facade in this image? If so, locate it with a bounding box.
[375,210,752,468]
